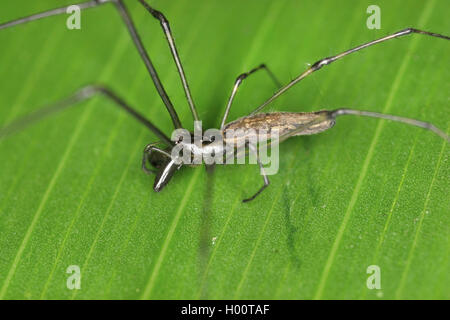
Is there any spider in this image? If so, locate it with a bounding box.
[0,0,448,202]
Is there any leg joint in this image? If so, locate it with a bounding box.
[311,57,333,70]
[236,73,248,82]
[138,0,169,25]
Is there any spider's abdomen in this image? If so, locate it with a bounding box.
[222,111,335,142]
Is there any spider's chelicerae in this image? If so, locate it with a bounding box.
[0,0,448,202]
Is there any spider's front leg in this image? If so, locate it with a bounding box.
[0,84,172,146]
[0,0,198,129]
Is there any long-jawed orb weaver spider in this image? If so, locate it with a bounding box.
[0,0,448,202]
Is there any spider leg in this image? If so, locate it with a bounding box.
[0,0,100,29]
[0,0,184,129]
[331,108,449,142]
[0,84,173,146]
[242,143,270,202]
[220,64,281,130]
[250,28,450,115]
[138,0,198,122]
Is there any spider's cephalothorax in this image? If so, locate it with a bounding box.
[143,131,226,192]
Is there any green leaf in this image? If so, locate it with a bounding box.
[0,0,448,299]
